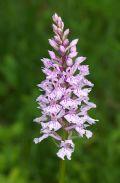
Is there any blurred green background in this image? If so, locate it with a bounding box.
[0,0,120,183]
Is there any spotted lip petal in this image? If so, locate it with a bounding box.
[57,140,75,160]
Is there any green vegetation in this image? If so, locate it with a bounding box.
[0,0,120,182]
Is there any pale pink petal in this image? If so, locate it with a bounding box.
[72,56,86,73]
[85,130,93,138]
[34,134,49,144]
[68,52,78,58]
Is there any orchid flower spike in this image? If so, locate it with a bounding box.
[34,13,98,160]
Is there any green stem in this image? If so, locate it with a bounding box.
[59,159,65,183]
[59,129,67,183]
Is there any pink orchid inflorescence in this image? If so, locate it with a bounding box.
[34,13,97,160]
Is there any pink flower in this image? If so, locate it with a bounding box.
[41,121,61,131]
[34,13,98,160]
[57,140,74,160]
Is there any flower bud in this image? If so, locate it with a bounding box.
[70,39,79,47]
[63,29,69,40]
[48,50,56,59]
[49,39,58,50]
[59,45,66,54]
[66,58,73,66]
[52,13,58,23]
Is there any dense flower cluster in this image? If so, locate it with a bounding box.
[34,13,97,160]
